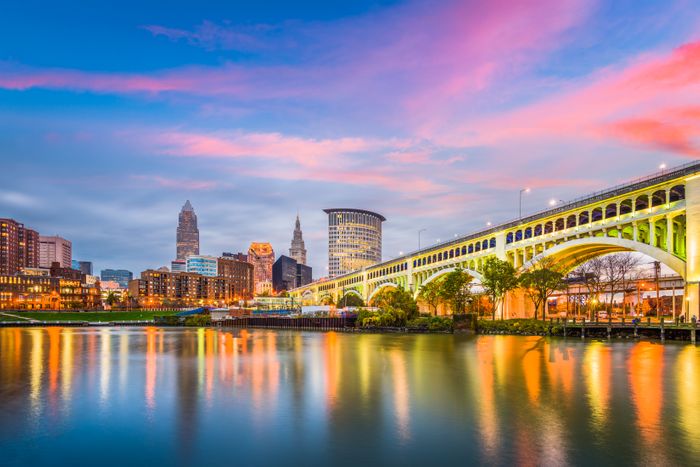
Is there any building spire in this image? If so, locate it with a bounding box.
[289,214,307,265]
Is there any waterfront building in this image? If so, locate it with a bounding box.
[289,214,307,265]
[176,200,200,260]
[0,218,39,275]
[0,273,101,310]
[248,242,275,295]
[273,255,313,293]
[128,270,237,307]
[217,256,254,299]
[71,260,93,275]
[186,255,218,277]
[324,208,385,277]
[39,235,72,268]
[171,259,186,272]
[100,269,133,288]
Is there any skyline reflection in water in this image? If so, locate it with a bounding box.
[1,327,699,466]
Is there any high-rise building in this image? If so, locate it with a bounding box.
[247,242,275,295]
[273,255,313,293]
[296,263,312,288]
[176,200,199,260]
[0,218,39,275]
[100,269,133,288]
[39,235,72,268]
[217,256,254,299]
[186,255,218,277]
[273,255,297,293]
[71,260,93,275]
[324,208,384,277]
[289,214,307,265]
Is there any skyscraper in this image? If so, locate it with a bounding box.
[176,200,199,260]
[247,242,275,295]
[289,214,307,265]
[324,208,384,277]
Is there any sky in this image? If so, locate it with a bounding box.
[1,0,699,277]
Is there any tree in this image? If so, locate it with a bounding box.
[605,253,642,317]
[418,280,443,316]
[105,291,119,307]
[572,257,606,320]
[481,257,520,320]
[373,288,419,320]
[438,269,473,315]
[519,257,565,320]
[337,293,365,308]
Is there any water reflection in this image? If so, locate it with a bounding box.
[2,328,700,466]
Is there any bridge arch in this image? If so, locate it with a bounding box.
[522,237,686,278]
[414,267,484,298]
[340,288,363,300]
[367,282,399,304]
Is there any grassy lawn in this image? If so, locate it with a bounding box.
[7,311,181,322]
[0,314,27,321]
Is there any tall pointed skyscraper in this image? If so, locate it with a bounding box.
[176,200,199,260]
[289,214,307,265]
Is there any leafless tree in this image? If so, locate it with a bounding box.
[572,257,606,319]
[612,253,642,317]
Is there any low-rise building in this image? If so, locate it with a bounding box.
[128,270,239,308]
[0,274,101,310]
[100,269,133,288]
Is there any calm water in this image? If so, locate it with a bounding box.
[1,327,699,466]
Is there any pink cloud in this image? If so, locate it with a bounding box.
[455,38,700,158]
[153,131,394,168]
[0,0,593,119]
[131,175,219,190]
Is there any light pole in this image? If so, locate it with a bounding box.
[519,188,531,219]
[418,228,426,250]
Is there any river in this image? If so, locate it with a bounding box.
[1,327,698,466]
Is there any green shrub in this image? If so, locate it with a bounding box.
[184,314,211,327]
[406,316,453,332]
[477,319,562,335]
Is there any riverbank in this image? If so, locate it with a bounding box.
[478,318,699,342]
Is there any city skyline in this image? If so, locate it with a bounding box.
[1,1,699,277]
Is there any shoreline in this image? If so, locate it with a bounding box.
[1,318,697,343]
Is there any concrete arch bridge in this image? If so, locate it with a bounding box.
[289,161,700,318]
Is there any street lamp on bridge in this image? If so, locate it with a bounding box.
[418,228,426,250]
[519,188,531,219]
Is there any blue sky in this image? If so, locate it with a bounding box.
[1,0,699,276]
